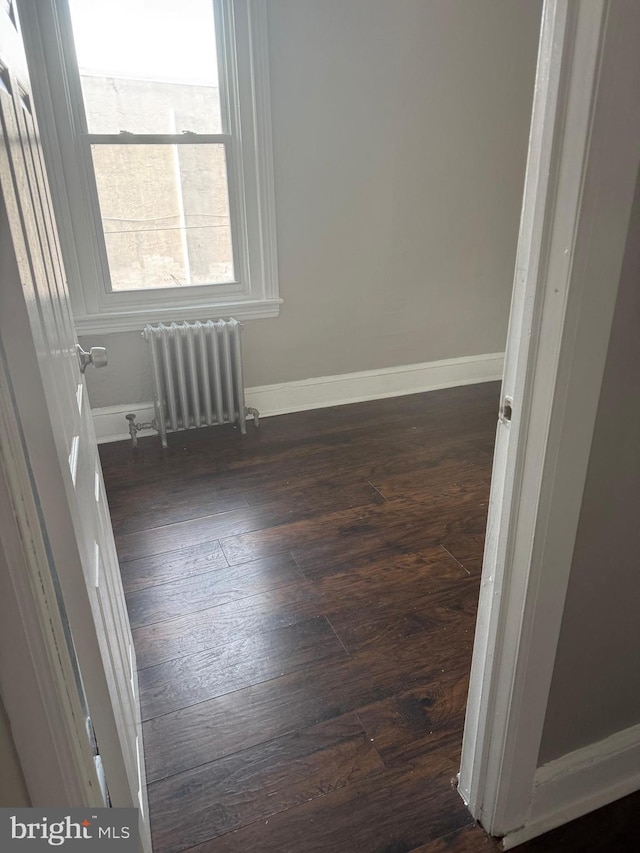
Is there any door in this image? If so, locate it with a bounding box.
[0,3,150,847]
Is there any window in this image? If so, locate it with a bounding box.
[26,0,279,332]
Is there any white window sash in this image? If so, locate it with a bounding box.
[80,133,243,297]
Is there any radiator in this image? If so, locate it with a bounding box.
[126,320,258,448]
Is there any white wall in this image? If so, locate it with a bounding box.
[80,0,542,408]
[539,168,640,764]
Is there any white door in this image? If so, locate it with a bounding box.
[0,3,150,848]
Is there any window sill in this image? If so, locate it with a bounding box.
[73,297,282,334]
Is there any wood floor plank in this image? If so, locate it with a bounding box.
[441,535,487,576]
[138,615,347,720]
[234,436,485,509]
[116,480,383,562]
[220,483,489,567]
[184,747,470,853]
[338,434,495,490]
[371,462,489,503]
[241,480,386,514]
[408,824,501,852]
[341,423,492,466]
[104,435,350,498]
[356,668,471,767]
[142,629,471,781]
[291,540,403,581]
[326,573,480,656]
[115,504,291,562]
[108,487,250,536]
[289,508,488,582]
[133,581,322,669]
[148,713,384,853]
[125,552,304,628]
[103,434,355,514]
[120,540,229,595]
[301,545,479,655]
[313,546,471,610]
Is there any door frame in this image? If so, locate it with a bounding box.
[460,0,640,845]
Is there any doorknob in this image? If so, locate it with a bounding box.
[76,344,108,374]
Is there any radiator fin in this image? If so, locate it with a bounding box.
[143,319,252,447]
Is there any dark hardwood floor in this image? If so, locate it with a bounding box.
[99,383,640,853]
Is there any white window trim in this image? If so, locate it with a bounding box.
[20,0,280,333]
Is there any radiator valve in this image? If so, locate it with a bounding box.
[125,413,155,449]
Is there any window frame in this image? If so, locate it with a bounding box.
[22,0,280,333]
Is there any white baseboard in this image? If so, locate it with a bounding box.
[92,352,504,444]
[503,723,640,849]
[92,404,157,445]
[244,352,504,419]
